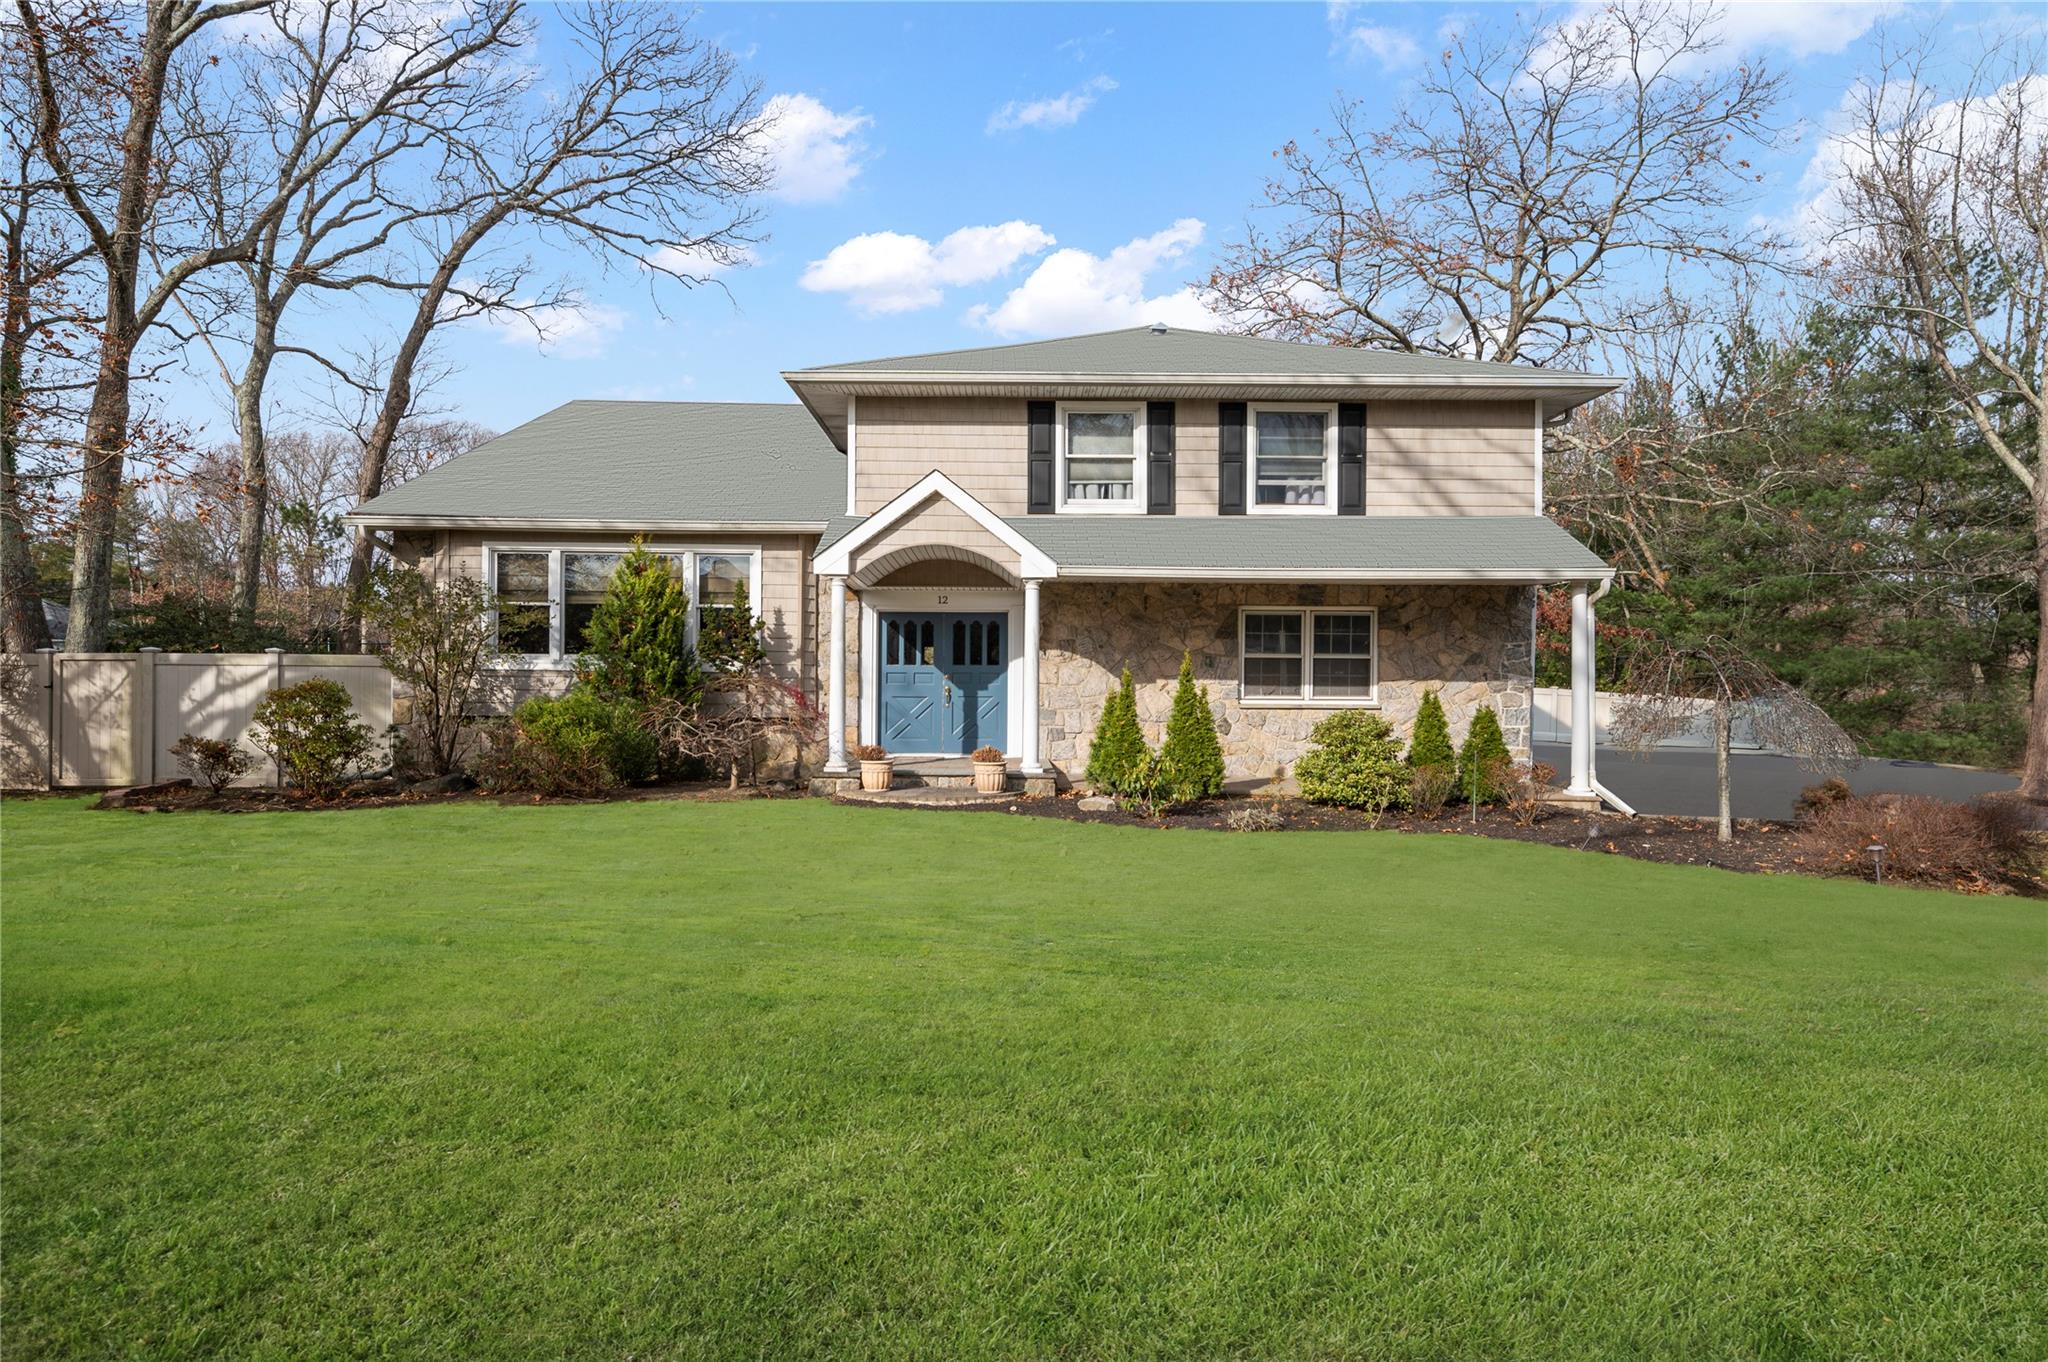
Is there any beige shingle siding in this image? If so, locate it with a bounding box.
[1367,400,1536,515]
[852,395,1534,519]
[845,496,1018,577]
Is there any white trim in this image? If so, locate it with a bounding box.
[825,576,848,772]
[1237,606,1380,708]
[783,368,1623,391]
[1054,400,1147,514]
[1056,565,1616,582]
[812,469,1058,579]
[1532,400,1544,514]
[856,586,1026,759]
[1246,402,1339,516]
[481,541,761,667]
[348,515,824,533]
[844,394,858,517]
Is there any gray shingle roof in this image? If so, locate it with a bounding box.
[793,326,1605,382]
[1007,515,1608,578]
[350,401,842,526]
[815,510,1609,579]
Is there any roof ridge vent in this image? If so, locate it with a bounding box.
[1149,320,1168,334]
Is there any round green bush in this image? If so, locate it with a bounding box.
[514,690,658,787]
[1294,710,1409,816]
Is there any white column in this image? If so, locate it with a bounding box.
[825,576,848,772]
[1567,581,1594,795]
[1020,579,1043,773]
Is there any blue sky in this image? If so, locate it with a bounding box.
[162,1,2038,444]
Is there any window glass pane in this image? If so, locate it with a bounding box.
[1243,612,1302,657]
[495,552,548,597]
[952,619,967,667]
[1245,657,1304,697]
[1255,411,1327,506]
[563,552,622,595]
[1067,411,1136,501]
[1314,613,1372,657]
[1312,657,1373,698]
[697,554,749,608]
[494,552,551,654]
[985,621,1002,666]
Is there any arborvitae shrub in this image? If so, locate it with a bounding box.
[578,543,700,706]
[1457,704,1513,803]
[1294,710,1409,821]
[1084,667,1149,794]
[1406,689,1455,771]
[695,576,766,675]
[1155,652,1226,803]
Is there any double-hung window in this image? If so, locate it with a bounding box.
[1057,403,1144,511]
[1239,607,1377,704]
[485,546,756,662]
[1249,404,1335,511]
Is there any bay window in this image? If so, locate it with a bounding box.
[1239,607,1377,704]
[1250,405,1335,510]
[1058,403,1144,510]
[485,545,756,662]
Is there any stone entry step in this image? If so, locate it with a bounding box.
[830,785,1019,809]
[809,756,1059,799]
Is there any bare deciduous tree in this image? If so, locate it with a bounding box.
[341,0,769,648]
[1207,0,1785,365]
[1611,637,1860,841]
[1822,29,2048,799]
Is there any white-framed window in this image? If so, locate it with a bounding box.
[1238,607,1377,705]
[1248,403,1337,513]
[1056,401,1146,512]
[484,545,760,663]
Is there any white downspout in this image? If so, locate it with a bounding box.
[1582,576,1635,816]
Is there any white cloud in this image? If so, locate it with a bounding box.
[643,241,756,280]
[1533,1,1897,76]
[475,299,628,358]
[801,221,1056,314]
[988,76,1118,133]
[757,93,871,204]
[1326,2,1421,72]
[969,218,1219,338]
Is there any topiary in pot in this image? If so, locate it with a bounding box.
[1406,689,1455,772]
[1155,652,1225,805]
[1457,704,1512,804]
[1084,667,1148,795]
[852,743,894,792]
[1294,710,1409,824]
[970,744,1007,794]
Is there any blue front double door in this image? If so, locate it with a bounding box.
[878,612,1008,755]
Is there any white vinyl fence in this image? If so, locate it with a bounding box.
[1531,686,1763,752]
[1,650,394,791]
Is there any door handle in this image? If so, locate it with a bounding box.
[943,682,953,704]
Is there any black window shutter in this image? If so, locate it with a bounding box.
[1218,401,1247,515]
[1146,401,1176,514]
[1027,401,1055,513]
[1337,402,1366,514]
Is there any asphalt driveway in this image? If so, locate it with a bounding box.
[1532,742,2020,820]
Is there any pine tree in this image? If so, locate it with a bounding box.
[578,543,701,706]
[1457,704,1512,803]
[1406,689,1455,771]
[1084,667,1148,794]
[1155,651,1225,802]
[696,577,766,674]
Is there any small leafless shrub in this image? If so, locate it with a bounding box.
[1225,802,1285,832]
[1794,777,1855,821]
[1790,795,2040,891]
[1408,764,1456,819]
[168,734,258,794]
[1500,759,1557,827]
[647,668,825,787]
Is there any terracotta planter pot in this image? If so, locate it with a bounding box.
[972,759,1007,794]
[858,759,894,792]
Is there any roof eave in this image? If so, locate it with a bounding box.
[1051,565,1615,583]
[344,512,828,534]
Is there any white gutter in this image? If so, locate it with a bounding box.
[1580,574,1637,817]
[784,368,1623,391]
[343,514,829,534]
[1053,565,1617,583]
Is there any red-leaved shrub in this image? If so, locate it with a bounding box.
[1790,794,2040,890]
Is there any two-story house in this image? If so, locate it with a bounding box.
[348,326,1621,798]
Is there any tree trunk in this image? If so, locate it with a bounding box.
[1,242,52,653]
[1715,698,1733,843]
[67,326,134,652]
[229,319,277,629]
[2026,465,2048,802]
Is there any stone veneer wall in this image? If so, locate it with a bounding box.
[1039,582,1534,783]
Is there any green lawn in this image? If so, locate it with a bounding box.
[2,798,2043,1360]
